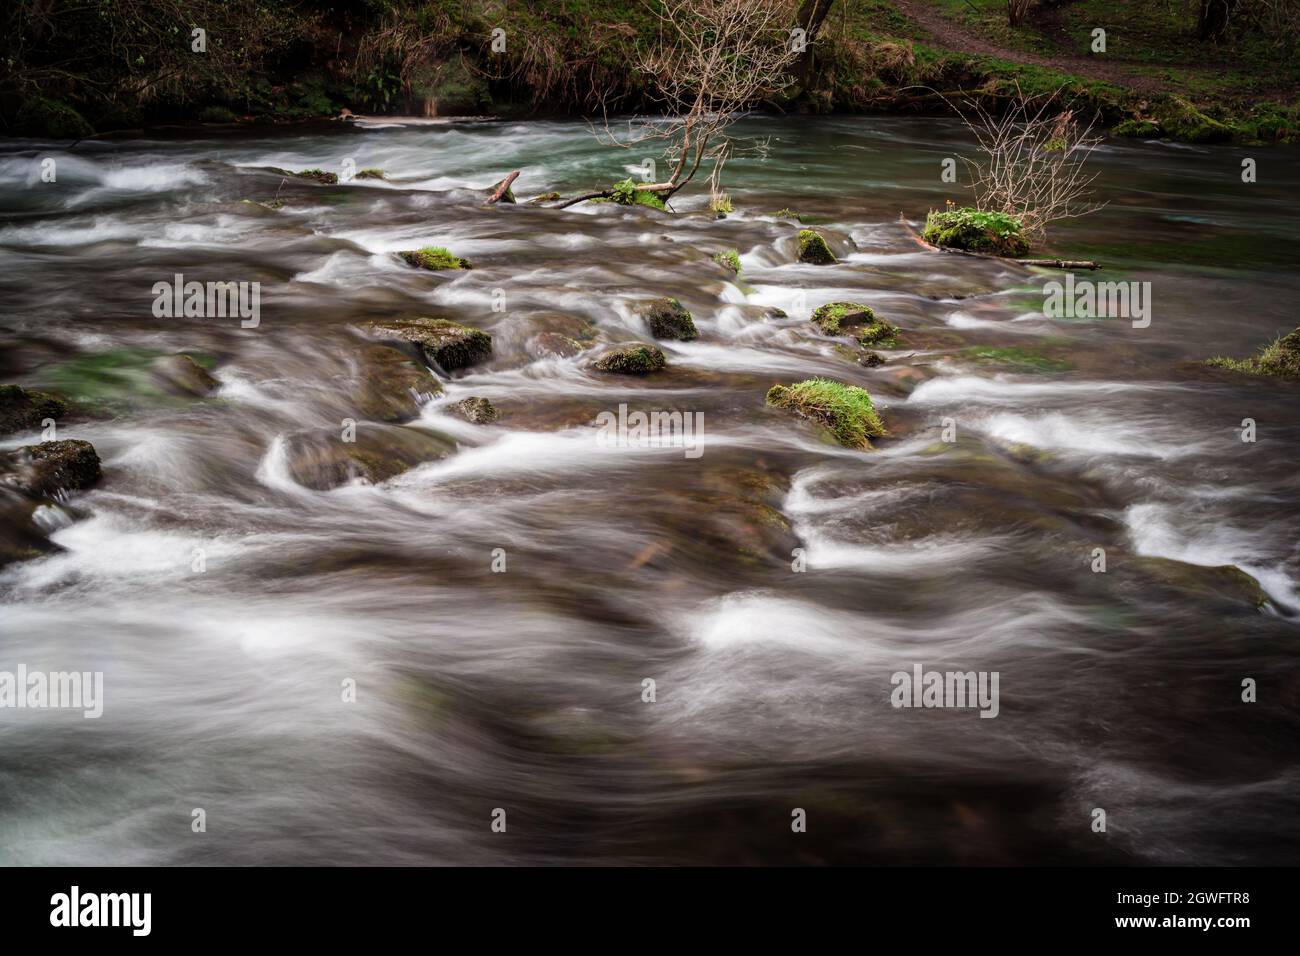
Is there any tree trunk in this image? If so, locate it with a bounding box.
[793,0,835,91]
[1198,0,1239,40]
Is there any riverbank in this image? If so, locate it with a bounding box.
[4,1,1297,144]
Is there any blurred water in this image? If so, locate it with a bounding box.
[0,116,1297,865]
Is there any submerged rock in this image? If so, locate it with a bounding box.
[281,425,456,491]
[398,247,473,271]
[1133,556,1270,611]
[593,344,667,375]
[636,298,698,341]
[796,229,837,265]
[448,396,499,424]
[0,384,66,435]
[355,344,442,422]
[2,439,102,497]
[360,317,492,371]
[765,378,886,449]
[150,354,219,396]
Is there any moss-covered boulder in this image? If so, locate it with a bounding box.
[294,169,339,184]
[765,378,886,449]
[713,249,741,274]
[360,317,492,371]
[4,440,102,496]
[448,396,499,424]
[398,247,473,270]
[636,298,698,341]
[354,168,386,181]
[593,344,667,375]
[0,385,67,435]
[1112,119,1161,138]
[1156,96,1233,144]
[796,229,837,265]
[810,302,899,346]
[922,207,1030,257]
[1206,327,1300,380]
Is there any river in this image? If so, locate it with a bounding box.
[1,115,1297,865]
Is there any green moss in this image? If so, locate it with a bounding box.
[355,168,386,180]
[593,179,668,210]
[713,249,741,274]
[1155,95,1233,144]
[593,345,666,374]
[294,168,339,184]
[1206,328,1300,381]
[15,97,93,139]
[637,298,698,341]
[772,208,801,221]
[797,229,837,265]
[922,207,1030,257]
[1111,119,1161,138]
[0,385,67,435]
[766,378,886,450]
[398,246,473,270]
[810,302,898,346]
[962,346,1075,372]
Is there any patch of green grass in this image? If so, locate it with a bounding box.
[1206,328,1300,380]
[766,378,887,449]
[713,249,741,274]
[923,207,1031,257]
[399,246,472,270]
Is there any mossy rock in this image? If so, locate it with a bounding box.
[15,97,93,139]
[448,396,499,424]
[3,440,102,496]
[0,385,67,435]
[1112,119,1161,138]
[796,229,837,265]
[1133,557,1269,611]
[593,344,666,375]
[636,298,698,341]
[360,317,492,371]
[398,246,472,271]
[149,354,219,396]
[766,378,886,449]
[713,249,741,275]
[294,169,339,185]
[922,207,1030,257]
[527,192,562,204]
[1206,327,1300,381]
[810,302,898,346]
[355,344,442,422]
[1155,96,1233,144]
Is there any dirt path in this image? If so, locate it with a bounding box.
[890,0,1165,94]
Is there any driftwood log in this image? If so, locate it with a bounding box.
[484,170,521,205]
[898,214,1100,270]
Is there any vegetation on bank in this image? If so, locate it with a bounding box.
[1206,328,1300,380]
[922,207,1030,257]
[3,1,1295,142]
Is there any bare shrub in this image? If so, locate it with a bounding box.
[954,85,1106,241]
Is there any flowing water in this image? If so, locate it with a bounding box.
[1,116,1298,865]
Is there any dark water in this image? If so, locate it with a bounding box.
[0,116,1297,865]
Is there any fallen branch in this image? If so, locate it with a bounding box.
[484,170,520,205]
[551,182,676,210]
[897,214,1099,270]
